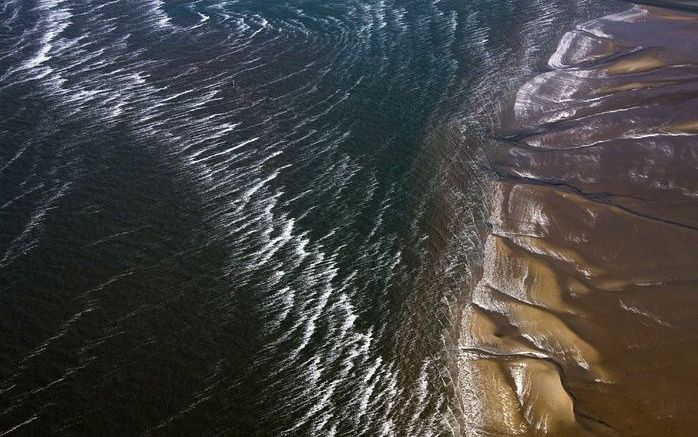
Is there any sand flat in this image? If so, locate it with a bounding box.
[461,3,698,435]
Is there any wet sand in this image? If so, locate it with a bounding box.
[459,4,698,435]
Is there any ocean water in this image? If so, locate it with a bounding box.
[0,0,621,435]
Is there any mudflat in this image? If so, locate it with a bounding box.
[459,4,698,435]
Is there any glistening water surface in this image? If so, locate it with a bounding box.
[0,0,621,435]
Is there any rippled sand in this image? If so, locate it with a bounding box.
[460,4,698,435]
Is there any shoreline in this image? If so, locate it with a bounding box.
[459,3,698,435]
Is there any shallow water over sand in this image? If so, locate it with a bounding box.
[461,4,698,435]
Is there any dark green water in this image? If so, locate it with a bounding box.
[0,0,620,435]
